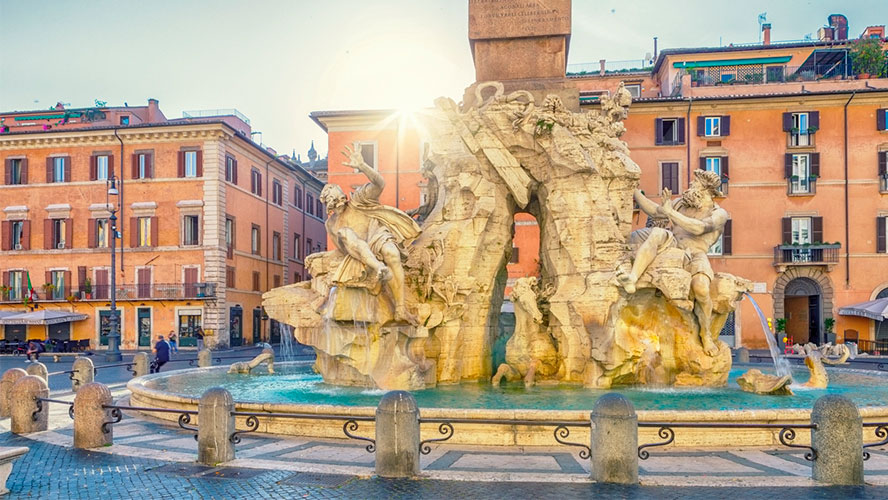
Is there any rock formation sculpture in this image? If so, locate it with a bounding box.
[264,82,751,390]
[228,347,275,375]
[737,369,794,395]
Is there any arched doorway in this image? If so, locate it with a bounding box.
[784,277,822,345]
[877,288,888,341]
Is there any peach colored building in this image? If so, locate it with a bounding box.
[0,100,325,349]
[312,17,888,351]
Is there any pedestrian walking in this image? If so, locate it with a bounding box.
[151,335,171,373]
[25,339,44,362]
[195,327,205,351]
[168,330,179,353]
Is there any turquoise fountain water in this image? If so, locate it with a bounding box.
[744,293,792,378]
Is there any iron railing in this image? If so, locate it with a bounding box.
[773,244,840,266]
[0,283,217,303]
[637,422,818,460]
[863,422,888,461]
[229,411,376,451]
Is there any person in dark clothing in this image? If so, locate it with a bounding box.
[26,340,44,361]
[151,335,171,373]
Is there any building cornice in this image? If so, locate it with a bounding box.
[0,123,231,149]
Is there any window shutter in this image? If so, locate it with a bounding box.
[878,217,887,253]
[108,155,114,177]
[251,171,256,193]
[21,221,30,250]
[89,155,97,181]
[258,173,263,196]
[722,157,729,178]
[671,163,679,192]
[782,112,793,132]
[232,159,238,185]
[130,218,138,247]
[177,151,185,177]
[46,157,53,182]
[88,219,97,248]
[196,150,203,177]
[879,152,887,177]
[781,217,792,244]
[3,159,9,185]
[1,221,10,250]
[809,111,820,130]
[64,157,71,182]
[721,116,730,136]
[1,272,7,288]
[699,157,706,170]
[20,158,27,184]
[810,153,820,177]
[45,271,51,288]
[654,118,663,145]
[878,109,887,131]
[723,220,732,255]
[697,116,705,136]
[65,218,73,248]
[784,154,793,178]
[150,216,159,247]
[131,154,139,179]
[43,219,52,249]
[77,266,87,292]
[812,216,823,243]
[64,271,71,295]
[148,153,155,179]
[677,118,686,144]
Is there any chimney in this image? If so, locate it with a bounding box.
[599,59,606,76]
[147,98,159,123]
[762,23,771,45]
[828,14,848,40]
[653,37,658,61]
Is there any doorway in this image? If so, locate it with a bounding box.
[137,307,152,347]
[230,306,243,347]
[784,278,822,345]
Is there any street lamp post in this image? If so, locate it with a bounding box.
[105,176,122,362]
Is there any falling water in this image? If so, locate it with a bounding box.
[743,292,792,378]
[279,323,296,362]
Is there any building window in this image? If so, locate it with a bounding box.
[96,219,109,248]
[251,225,260,255]
[183,215,200,246]
[250,169,262,195]
[50,270,65,300]
[52,157,66,182]
[119,116,129,125]
[708,234,724,255]
[293,233,301,260]
[704,157,721,176]
[293,273,301,283]
[785,111,820,147]
[225,217,234,253]
[294,186,303,209]
[623,84,641,98]
[354,141,377,169]
[252,271,260,292]
[8,271,22,300]
[879,151,888,192]
[272,180,282,206]
[306,194,314,216]
[184,151,198,177]
[878,216,887,253]
[655,118,684,146]
[7,159,23,185]
[11,221,24,250]
[273,275,281,288]
[272,232,281,261]
[96,155,109,181]
[791,217,812,262]
[53,219,67,249]
[661,162,680,193]
[226,266,236,288]
[306,238,313,257]
[510,247,520,263]
[136,153,152,179]
[225,155,237,183]
[138,217,152,247]
[317,200,323,220]
[704,117,720,137]
[790,154,813,194]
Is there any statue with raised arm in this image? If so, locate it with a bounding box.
[617,169,729,356]
[319,144,422,324]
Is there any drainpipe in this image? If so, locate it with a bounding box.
[686,97,693,188]
[113,128,125,278]
[301,177,307,280]
[843,91,856,288]
[264,156,273,342]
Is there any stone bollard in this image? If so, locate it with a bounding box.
[735,347,750,364]
[25,361,49,383]
[73,382,113,449]
[71,357,94,393]
[10,376,49,434]
[811,395,863,485]
[590,393,638,484]
[0,369,28,418]
[197,387,235,465]
[198,349,212,368]
[132,353,150,377]
[375,391,420,478]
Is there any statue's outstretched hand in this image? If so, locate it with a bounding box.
[342,145,365,170]
[660,188,674,215]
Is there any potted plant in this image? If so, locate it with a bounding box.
[808,174,819,181]
[82,278,92,299]
[851,38,888,78]
[790,174,800,181]
[807,126,819,134]
[824,318,836,344]
[0,285,8,300]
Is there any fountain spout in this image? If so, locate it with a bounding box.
[743,293,791,378]
[228,346,275,375]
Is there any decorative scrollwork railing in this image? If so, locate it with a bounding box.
[33,397,74,421]
[553,424,592,460]
[418,417,591,459]
[228,412,376,452]
[102,408,122,434]
[638,422,818,461]
[419,422,454,455]
[343,419,376,453]
[863,423,888,461]
[229,415,260,444]
[101,404,199,439]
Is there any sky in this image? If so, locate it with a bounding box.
[1,0,886,159]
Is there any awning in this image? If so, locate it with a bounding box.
[838,298,888,321]
[673,56,792,69]
[0,310,89,325]
[0,311,26,320]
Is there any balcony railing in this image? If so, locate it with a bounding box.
[688,63,882,88]
[773,244,840,267]
[0,283,217,303]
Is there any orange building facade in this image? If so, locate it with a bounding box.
[0,100,326,349]
[312,24,888,351]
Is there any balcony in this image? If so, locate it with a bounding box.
[0,283,217,303]
[773,243,840,272]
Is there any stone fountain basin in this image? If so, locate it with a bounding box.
[127,362,888,448]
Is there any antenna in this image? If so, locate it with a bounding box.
[757,12,767,42]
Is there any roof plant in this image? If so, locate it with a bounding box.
[851,38,887,77]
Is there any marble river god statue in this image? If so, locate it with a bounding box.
[263,82,751,390]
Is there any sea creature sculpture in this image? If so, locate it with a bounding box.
[737,369,794,395]
[228,348,275,375]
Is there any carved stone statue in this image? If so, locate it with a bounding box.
[737,369,794,395]
[618,169,729,356]
[492,278,559,388]
[228,347,274,375]
[318,145,422,324]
